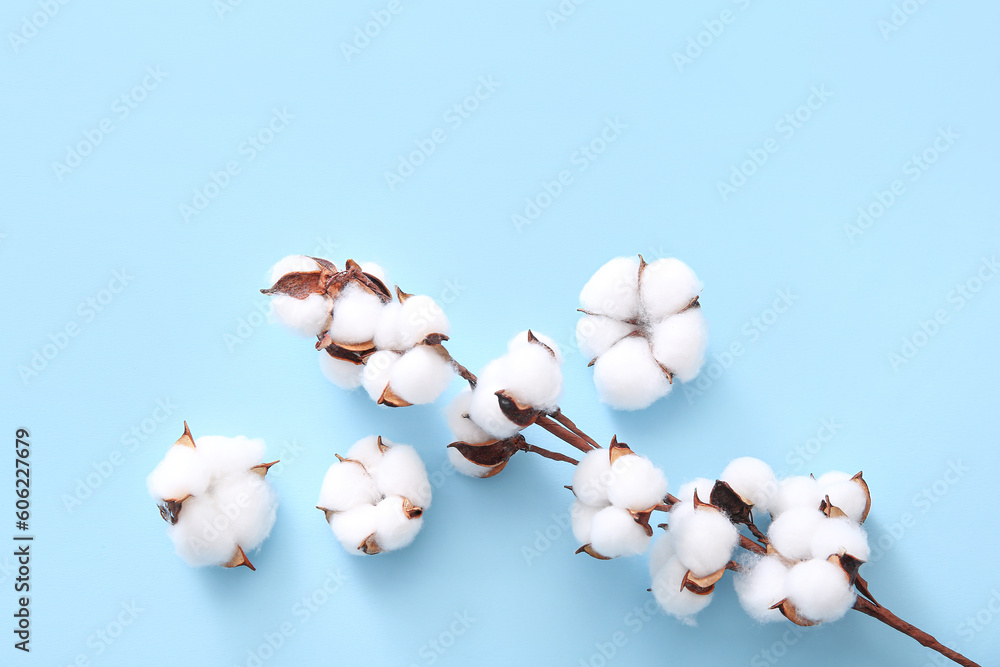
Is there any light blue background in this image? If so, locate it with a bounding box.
[3,1,999,666]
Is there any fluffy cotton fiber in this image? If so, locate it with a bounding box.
[785,559,856,623]
[651,556,714,625]
[445,390,493,445]
[734,555,789,624]
[670,503,739,577]
[318,352,363,390]
[593,336,671,410]
[272,293,332,338]
[589,506,650,558]
[329,283,385,345]
[719,457,778,512]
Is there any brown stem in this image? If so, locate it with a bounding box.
[439,346,478,389]
[520,443,578,466]
[745,520,768,545]
[852,597,980,667]
[737,534,766,556]
[550,410,600,449]
[534,415,594,454]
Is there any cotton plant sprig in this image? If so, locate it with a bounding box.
[262,254,981,667]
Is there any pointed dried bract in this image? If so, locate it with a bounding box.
[608,436,636,464]
[447,436,523,477]
[495,390,545,427]
[260,270,328,299]
[772,599,819,627]
[223,546,256,571]
[710,479,754,525]
[359,533,382,555]
[157,498,185,525]
[576,544,612,560]
[852,472,872,524]
[175,421,196,449]
[250,461,279,478]
[378,384,414,408]
[819,495,849,520]
[681,566,727,595]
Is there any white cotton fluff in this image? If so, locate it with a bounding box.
[785,559,856,623]
[387,346,454,405]
[677,478,716,505]
[589,506,651,558]
[272,293,332,338]
[466,361,521,439]
[329,504,379,555]
[194,435,267,481]
[446,445,492,478]
[507,330,563,363]
[638,258,702,322]
[361,350,399,402]
[167,494,239,567]
[671,504,739,577]
[318,352,363,389]
[606,455,668,511]
[579,256,642,320]
[648,309,708,383]
[375,443,432,509]
[329,284,384,345]
[268,255,320,285]
[317,460,380,512]
[446,391,493,444]
[575,314,637,360]
[571,500,606,545]
[821,476,868,524]
[648,532,677,579]
[398,295,450,348]
[147,445,209,501]
[651,555,714,625]
[373,302,406,351]
[495,341,562,410]
[572,449,613,507]
[374,495,424,551]
[720,457,778,512]
[211,474,278,550]
[593,336,671,410]
[810,518,870,561]
[734,555,789,624]
[767,508,825,560]
[771,476,823,517]
[359,262,386,284]
[344,435,384,477]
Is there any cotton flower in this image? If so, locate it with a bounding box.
[651,555,715,625]
[734,555,790,623]
[577,256,707,410]
[784,558,856,623]
[147,422,278,570]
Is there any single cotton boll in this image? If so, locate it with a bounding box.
[466,362,521,438]
[571,500,605,545]
[329,504,379,555]
[445,391,493,444]
[317,460,380,512]
[593,336,671,410]
[362,350,399,402]
[147,445,209,500]
[345,435,384,477]
[272,293,331,338]
[720,457,778,512]
[329,284,384,344]
[576,315,638,359]
[768,508,825,560]
[388,346,453,405]
[579,256,641,321]
[572,449,612,507]
[374,495,424,551]
[507,330,563,363]
[168,495,239,567]
[498,344,562,410]
[398,295,450,348]
[194,435,267,481]
[734,555,789,623]
[589,506,651,558]
[446,446,491,478]
[673,507,739,577]
[785,559,856,623]
[822,479,868,524]
[771,476,823,517]
[212,473,277,551]
[375,444,432,509]
[269,255,320,285]
[359,262,386,284]
[639,258,702,322]
[810,518,870,561]
[607,455,668,511]
[373,302,406,351]
[318,352,363,389]
[651,556,714,624]
[648,309,708,383]
[648,533,676,579]
[677,478,715,505]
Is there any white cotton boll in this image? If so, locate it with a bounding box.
[361,350,399,402]
[317,460,380,512]
[445,391,493,444]
[816,471,851,487]
[388,346,453,405]
[571,500,605,545]
[648,309,708,383]
[374,495,424,551]
[168,495,239,567]
[345,435,384,477]
[767,508,826,561]
[507,330,563,363]
[651,556,714,624]
[497,344,562,410]
[579,256,641,321]
[466,362,521,438]
[677,478,715,505]
[648,533,676,579]
[593,336,671,410]
[375,443,432,509]
[147,445,209,501]
[607,455,668,511]
[720,457,778,512]
[771,476,823,516]
[329,504,379,555]
[572,449,612,507]
[268,255,320,285]
[786,559,856,623]
[212,473,278,551]
[810,518,870,561]
[194,435,266,480]
[734,555,789,623]
[373,302,406,351]
[398,295,450,348]
[822,478,868,524]
[576,314,638,360]
[673,507,739,577]
[359,262,386,284]
[271,293,331,338]
[639,258,702,322]
[329,284,384,345]
[446,446,492,478]
[589,506,651,558]
[318,352,363,389]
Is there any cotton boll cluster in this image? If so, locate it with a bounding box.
[317,436,431,555]
[577,256,707,410]
[569,441,667,559]
[263,255,455,406]
[147,423,278,571]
